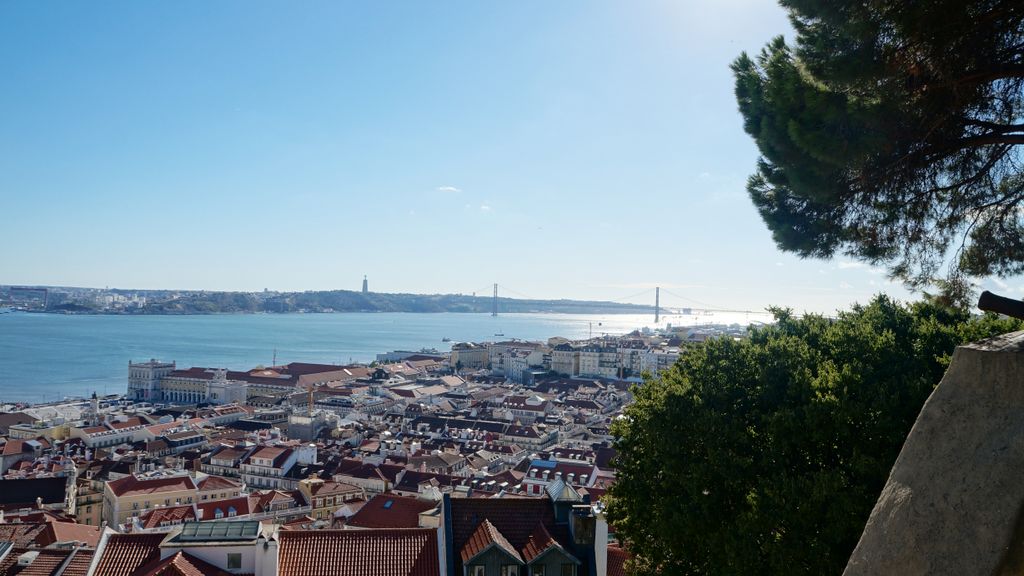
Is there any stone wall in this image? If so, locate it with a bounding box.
[845,331,1024,575]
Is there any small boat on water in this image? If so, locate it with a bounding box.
[494,332,504,337]
[441,337,451,342]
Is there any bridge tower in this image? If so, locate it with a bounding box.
[492,284,498,317]
[655,286,660,324]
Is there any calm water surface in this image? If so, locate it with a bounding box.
[0,311,766,403]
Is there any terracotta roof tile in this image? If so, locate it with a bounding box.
[520,522,558,563]
[92,533,165,576]
[0,547,71,575]
[139,505,196,529]
[277,529,439,576]
[347,494,437,529]
[0,524,48,548]
[196,475,243,492]
[61,548,96,576]
[39,521,103,547]
[449,498,571,574]
[607,544,629,576]
[135,551,235,576]
[107,474,197,497]
[460,519,521,564]
[196,495,251,520]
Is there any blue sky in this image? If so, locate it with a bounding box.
[2,1,1005,314]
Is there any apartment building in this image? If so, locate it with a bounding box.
[102,472,198,528]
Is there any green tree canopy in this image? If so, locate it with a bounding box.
[606,296,1022,575]
[733,1,1024,303]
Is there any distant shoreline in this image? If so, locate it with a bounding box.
[5,287,660,316]
[21,308,656,316]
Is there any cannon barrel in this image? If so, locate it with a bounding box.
[977,290,1024,320]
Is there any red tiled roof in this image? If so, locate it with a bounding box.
[607,544,629,576]
[0,524,48,548]
[61,548,96,576]
[108,474,197,497]
[39,521,103,547]
[108,417,146,430]
[2,439,28,456]
[135,551,236,576]
[209,446,249,461]
[251,490,305,512]
[144,422,182,437]
[93,533,165,576]
[196,475,243,492]
[460,519,521,564]
[196,495,251,519]
[307,480,362,498]
[0,547,71,575]
[449,498,570,573]
[245,446,292,468]
[520,523,558,563]
[346,494,437,529]
[277,529,440,576]
[139,504,196,529]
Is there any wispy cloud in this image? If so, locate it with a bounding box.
[479,205,492,212]
[836,260,885,275]
[436,185,461,193]
[590,282,706,290]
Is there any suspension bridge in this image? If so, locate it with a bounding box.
[464,283,776,324]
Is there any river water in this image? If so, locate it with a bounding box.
[0,310,770,403]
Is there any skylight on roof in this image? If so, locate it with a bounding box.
[383,499,394,509]
[178,521,259,541]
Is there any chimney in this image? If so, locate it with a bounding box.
[17,551,39,567]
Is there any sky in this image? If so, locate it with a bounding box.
[1,1,1013,314]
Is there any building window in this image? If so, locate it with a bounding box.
[215,508,224,519]
[501,566,520,576]
[227,553,242,569]
[560,565,574,576]
[470,567,485,576]
[532,566,545,576]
